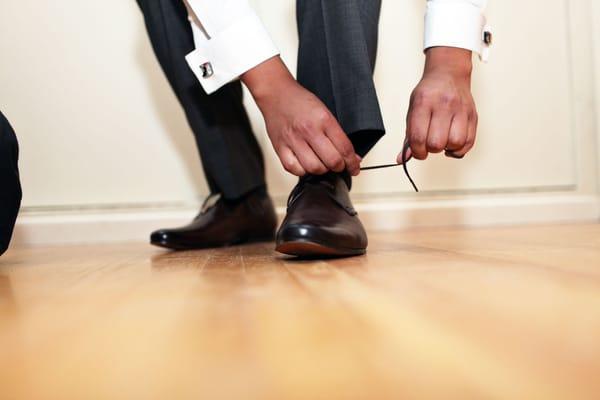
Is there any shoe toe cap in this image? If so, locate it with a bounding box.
[277,222,366,249]
[150,230,172,244]
[277,223,313,240]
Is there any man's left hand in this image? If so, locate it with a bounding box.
[399,47,478,163]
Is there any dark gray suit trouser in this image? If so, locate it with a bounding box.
[137,0,385,200]
[0,111,22,256]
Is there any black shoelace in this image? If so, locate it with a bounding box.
[359,141,419,192]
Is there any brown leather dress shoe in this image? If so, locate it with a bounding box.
[151,190,277,250]
[276,172,367,257]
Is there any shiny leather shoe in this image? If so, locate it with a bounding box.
[151,190,277,250]
[276,172,367,257]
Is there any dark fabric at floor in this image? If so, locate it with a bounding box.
[0,111,22,256]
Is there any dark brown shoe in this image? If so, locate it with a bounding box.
[276,172,367,257]
[151,190,277,250]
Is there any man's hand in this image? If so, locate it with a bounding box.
[399,47,478,163]
[242,57,361,177]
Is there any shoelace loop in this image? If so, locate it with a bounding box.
[359,141,419,192]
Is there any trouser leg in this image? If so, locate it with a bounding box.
[0,111,21,256]
[296,0,385,157]
[136,0,266,199]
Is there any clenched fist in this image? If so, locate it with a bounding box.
[400,47,478,163]
[242,57,361,177]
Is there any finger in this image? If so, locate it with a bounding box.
[292,139,328,175]
[306,133,346,173]
[445,112,469,154]
[426,109,452,154]
[396,139,413,165]
[448,112,478,158]
[406,105,431,160]
[277,146,306,176]
[323,118,360,176]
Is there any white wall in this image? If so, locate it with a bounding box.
[1,0,598,244]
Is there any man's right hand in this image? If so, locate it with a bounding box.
[242,57,361,177]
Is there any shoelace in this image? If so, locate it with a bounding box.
[359,141,419,192]
[287,141,419,207]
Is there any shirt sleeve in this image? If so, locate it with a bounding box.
[183,0,280,94]
[424,0,491,61]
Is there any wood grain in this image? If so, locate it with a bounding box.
[1,224,599,399]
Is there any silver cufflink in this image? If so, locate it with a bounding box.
[483,31,492,45]
[200,62,213,78]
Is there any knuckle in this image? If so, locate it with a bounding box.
[315,109,331,126]
[293,167,306,176]
[285,164,299,175]
[427,138,446,153]
[281,129,295,144]
[293,119,314,136]
[440,93,460,108]
[330,157,345,171]
[304,161,321,175]
[315,163,328,174]
[412,151,428,160]
[340,140,355,156]
[459,105,471,115]
[411,135,426,146]
[341,151,352,161]
[282,160,294,173]
[412,90,432,107]
[447,136,466,149]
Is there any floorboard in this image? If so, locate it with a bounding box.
[1,224,599,399]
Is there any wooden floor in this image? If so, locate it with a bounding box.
[1,224,600,399]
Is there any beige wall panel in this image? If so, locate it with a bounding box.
[0,0,581,209]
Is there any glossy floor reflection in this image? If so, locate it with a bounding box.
[1,224,600,399]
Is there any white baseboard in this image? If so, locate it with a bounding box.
[11,194,600,246]
[356,194,599,230]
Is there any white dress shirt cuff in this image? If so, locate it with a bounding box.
[185,12,280,94]
[424,2,490,61]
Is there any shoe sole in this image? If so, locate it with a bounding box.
[276,240,366,258]
[151,234,275,251]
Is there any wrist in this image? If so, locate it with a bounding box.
[241,56,295,106]
[424,47,473,79]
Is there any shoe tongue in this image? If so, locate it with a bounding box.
[288,172,351,208]
[339,171,352,190]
